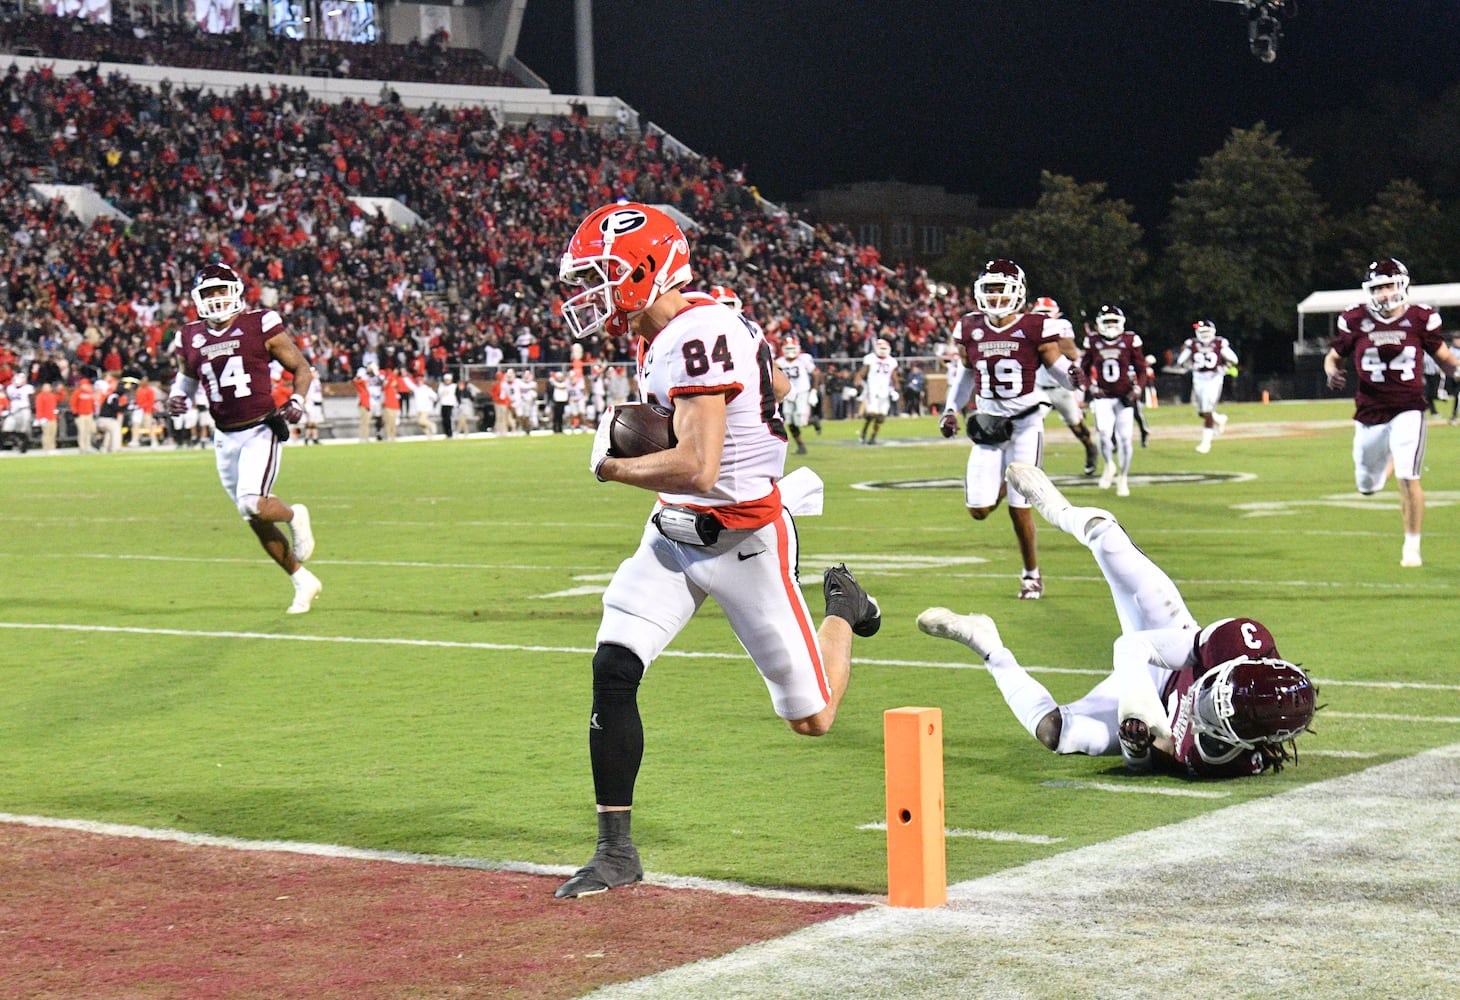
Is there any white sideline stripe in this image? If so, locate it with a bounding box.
[857,822,1064,845]
[0,812,880,906]
[21,551,1430,592]
[43,553,592,572]
[1324,710,1460,724]
[588,745,1460,999]
[1302,749,1380,758]
[1040,779,1231,799]
[7,622,1460,694]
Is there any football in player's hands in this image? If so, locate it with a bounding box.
[1118,716,1153,754]
[608,402,676,458]
[939,411,959,438]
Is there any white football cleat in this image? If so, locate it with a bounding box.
[1195,435,1212,454]
[1006,462,1071,528]
[1116,474,1130,497]
[1401,542,1422,568]
[1213,413,1229,435]
[917,607,1004,660]
[287,568,322,614]
[1098,463,1116,489]
[290,504,315,562]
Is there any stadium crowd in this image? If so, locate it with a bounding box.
[0,6,520,89]
[0,59,965,443]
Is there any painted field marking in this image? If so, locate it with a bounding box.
[8,622,1460,696]
[1040,779,1231,799]
[858,822,1064,845]
[1323,710,1460,724]
[30,552,1435,599]
[0,811,879,906]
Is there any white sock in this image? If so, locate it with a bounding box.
[986,648,1059,741]
[1056,709,1117,755]
[1055,505,1113,543]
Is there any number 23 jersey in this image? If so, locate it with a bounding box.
[637,300,788,518]
[175,309,285,429]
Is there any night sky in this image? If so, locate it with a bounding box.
[515,1,1460,221]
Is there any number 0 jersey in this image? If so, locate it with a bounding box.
[175,309,285,429]
[636,300,788,524]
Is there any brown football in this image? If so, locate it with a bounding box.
[609,402,676,457]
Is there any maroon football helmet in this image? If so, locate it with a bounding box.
[1363,257,1410,316]
[1192,657,1316,749]
[974,259,1026,319]
[192,262,246,323]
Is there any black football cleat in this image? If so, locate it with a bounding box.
[554,842,643,899]
[823,563,881,637]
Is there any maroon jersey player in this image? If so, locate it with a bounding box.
[1324,258,1459,568]
[919,464,1316,779]
[940,259,1082,600]
[1081,304,1146,496]
[168,263,322,613]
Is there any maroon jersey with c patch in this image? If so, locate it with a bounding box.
[176,310,285,429]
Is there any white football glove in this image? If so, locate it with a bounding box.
[590,407,615,481]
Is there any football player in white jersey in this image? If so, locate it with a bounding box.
[1176,320,1240,454]
[777,336,818,455]
[1029,297,1099,475]
[855,338,899,444]
[554,203,882,898]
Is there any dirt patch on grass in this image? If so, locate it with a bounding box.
[0,823,867,999]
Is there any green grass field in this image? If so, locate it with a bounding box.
[4,399,1457,894]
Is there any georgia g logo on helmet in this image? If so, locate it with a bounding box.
[599,208,648,240]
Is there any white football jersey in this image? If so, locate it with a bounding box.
[861,353,898,397]
[637,300,787,511]
[778,353,816,397]
[1033,316,1076,389]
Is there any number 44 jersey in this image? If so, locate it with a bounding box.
[175,309,287,429]
[1331,301,1443,426]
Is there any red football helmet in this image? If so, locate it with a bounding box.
[191,263,245,324]
[1363,257,1410,316]
[1030,296,1060,318]
[1095,304,1126,340]
[1193,320,1217,344]
[708,284,743,313]
[974,259,1026,320]
[559,203,692,339]
[1192,657,1316,749]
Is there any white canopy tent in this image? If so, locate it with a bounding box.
[1296,282,1460,346]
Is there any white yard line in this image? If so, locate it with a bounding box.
[9,621,1460,694]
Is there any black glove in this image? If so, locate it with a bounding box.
[282,394,305,424]
[167,394,190,416]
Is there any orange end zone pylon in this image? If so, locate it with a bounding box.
[883,706,946,908]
